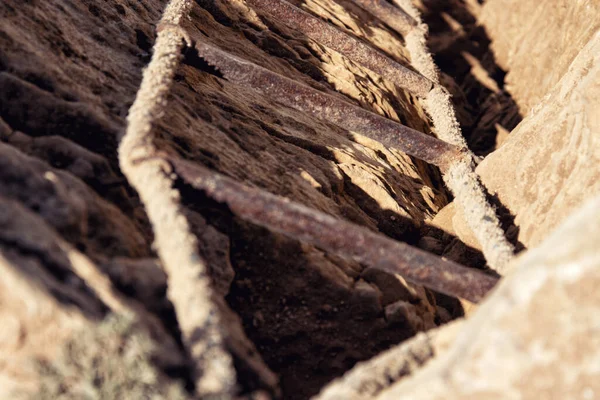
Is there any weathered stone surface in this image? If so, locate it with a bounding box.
[1,0,450,397]
[377,194,600,400]
[0,141,149,259]
[0,197,186,397]
[0,252,89,398]
[480,0,600,112]
[446,31,600,251]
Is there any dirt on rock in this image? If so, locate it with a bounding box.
[0,0,452,397]
[1,0,599,399]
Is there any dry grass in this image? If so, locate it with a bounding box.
[31,314,189,400]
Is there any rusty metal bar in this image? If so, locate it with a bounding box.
[194,41,464,170]
[351,0,417,36]
[171,158,499,303]
[245,0,433,97]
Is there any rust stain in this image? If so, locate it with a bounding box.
[245,0,433,96]
[171,157,499,303]
[194,40,464,170]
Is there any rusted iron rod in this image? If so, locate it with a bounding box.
[245,0,433,97]
[171,158,499,303]
[194,41,464,170]
[351,0,417,36]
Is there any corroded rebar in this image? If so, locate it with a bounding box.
[194,41,464,170]
[351,0,417,36]
[245,0,434,97]
[171,158,499,303]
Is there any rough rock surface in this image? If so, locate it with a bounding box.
[314,319,463,400]
[0,196,184,398]
[449,30,600,250]
[480,0,600,112]
[6,0,596,398]
[0,0,453,398]
[377,194,600,400]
